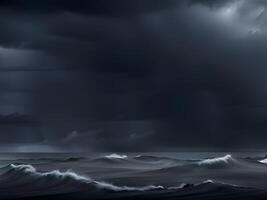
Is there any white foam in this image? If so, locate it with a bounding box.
[259,158,267,164]
[94,181,164,192]
[104,154,128,159]
[10,164,90,182]
[198,154,234,165]
[10,164,37,173]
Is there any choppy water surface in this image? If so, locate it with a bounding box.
[0,152,267,199]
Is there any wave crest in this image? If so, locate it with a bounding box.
[198,154,234,166]
[259,158,267,164]
[104,154,128,160]
[10,163,90,182]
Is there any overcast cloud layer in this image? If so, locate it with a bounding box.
[1,0,267,152]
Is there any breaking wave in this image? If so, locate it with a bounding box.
[198,154,235,166]
[0,164,164,192]
[0,164,249,199]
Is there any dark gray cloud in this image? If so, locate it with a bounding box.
[0,0,267,152]
[0,0,179,16]
[0,113,43,144]
[190,0,235,8]
[0,113,39,124]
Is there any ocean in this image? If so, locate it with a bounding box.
[0,152,267,199]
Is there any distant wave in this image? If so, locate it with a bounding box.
[104,154,176,162]
[91,154,130,165]
[90,154,179,169]
[2,157,87,164]
[0,164,164,192]
[155,155,238,173]
[167,179,239,190]
[62,157,87,162]
[196,179,234,186]
[134,155,161,159]
[198,154,235,166]
[134,155,176,161]
[104,154,128,160]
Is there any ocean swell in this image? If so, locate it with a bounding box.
[0,164,164,192]
[198,154,235,166]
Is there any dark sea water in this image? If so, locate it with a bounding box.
[0,152,267,200]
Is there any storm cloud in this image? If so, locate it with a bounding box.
[1,0,267,152]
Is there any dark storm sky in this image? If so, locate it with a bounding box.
[1,0,267,152]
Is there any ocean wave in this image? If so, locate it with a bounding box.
[134,155,175,161]
[167,179,239,190]
[0,157,87,164]
[194,179,239,189]
[198,154,235,166]
[167,183,188,190]
[104,154,128,160]
[200,179,214,184]
[0,163,249,199]
[0,164,164,192]
[9,164,89,182]
[4,164,238,192]
[91,154,130,165]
